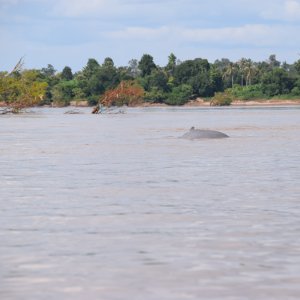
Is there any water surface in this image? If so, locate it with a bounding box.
[1,106,300,299]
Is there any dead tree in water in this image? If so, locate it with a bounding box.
[92,104,100,114]
[5,57,25,77]
[91,81,144,114]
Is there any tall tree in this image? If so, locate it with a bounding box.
[173,58,213,97]
[223,62,237,88]
[61,66,73,80]
[41,64,56,78]
[214,58,231,73]
[138,54,157,77]
[82,58,100,78]
[268,54,281,69]
[103,57,115,68]
[238,58,248,86]
[99,57,119,90]
[295,59,300,74]
[166,53,177,75]
[261,68,293,97]
[128,59,140,78]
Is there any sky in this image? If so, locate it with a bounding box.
[1,0,300,72]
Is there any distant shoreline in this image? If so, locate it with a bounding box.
[141,98,300,107]
[1,99,300,110]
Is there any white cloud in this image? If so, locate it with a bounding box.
[285,0,300,19]
[109,26,170,40]
[261,0,300,21]
[108,24,300,47]
[1,0,300,70]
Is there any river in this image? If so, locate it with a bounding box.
[0,106,300,299]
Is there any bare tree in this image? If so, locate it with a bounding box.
[5,56,25,77]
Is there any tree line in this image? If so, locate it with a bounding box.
[1,53,300,111]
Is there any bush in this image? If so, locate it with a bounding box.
[0,72,48,112]
[144,87,168,103]
[87,95,99,106]
[210,91,233,106]
[291,87,300,96]
[230,84,265,100]
[164,84,193,105]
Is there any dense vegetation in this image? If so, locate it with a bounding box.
[1,54,300,111]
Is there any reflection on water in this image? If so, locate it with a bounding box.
[1,106,300,299]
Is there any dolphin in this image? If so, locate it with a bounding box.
[180,127,229,140]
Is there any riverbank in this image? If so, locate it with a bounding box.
[143,98,300,107]
[2,98,300,110]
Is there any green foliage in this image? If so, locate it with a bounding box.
[38,65,60,103]
[61,66,73,80]
[52,80,78,106]
[268,54,281,69]
[165,84,193,105]
[210,91,233,106]
[118,66,134,81]
[230,84,265,100]
[76,57,120,100]
[41,64,56,78]
[138,54,157,77]
[127,59,140,78]
[72,87,85,100]
[166,53,177,75]
[295,59,300,74]
[1,53,300,110]
[291,78,300,96]
[261,68,294,97]
[209,67,224,92]
[87,95,99,106]
[144,87,168,103]
[86,74,105,95]
[98,58,120,91]
[173,58,218,97]
[139,69,169,92]
[82,58,100,78]
[103,57,114,68]
[0,71,48,111]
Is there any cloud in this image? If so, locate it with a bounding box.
[108,26,170,40]
[261,0,300,21]
[1,0,300,71]
[108,24,300,47]
[285,0,300,19]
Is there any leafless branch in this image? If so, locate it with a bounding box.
[5,56,25,77]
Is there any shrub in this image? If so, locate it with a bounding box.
[210,91,233,106]
[164,84,193,105]
[0,72,48,112]
[144,87,168,103]
[230,84,265,100]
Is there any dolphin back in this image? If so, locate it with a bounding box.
[181,128,229,140]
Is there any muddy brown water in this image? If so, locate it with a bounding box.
[0,106,300,300]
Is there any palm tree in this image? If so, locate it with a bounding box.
[244,59,256,86]
[238,58,248,86]
[223,62,237,88]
